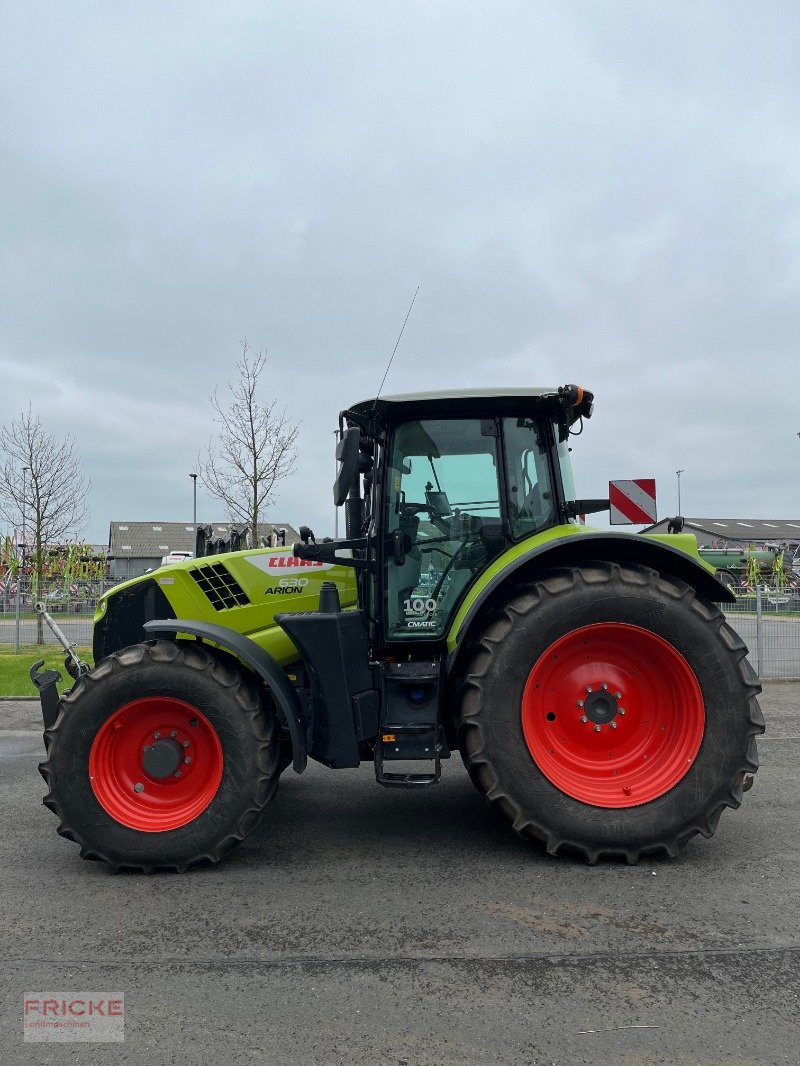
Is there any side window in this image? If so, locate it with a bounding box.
[385,419,504,640]
[557,438,577,507]
[503,418,555,539]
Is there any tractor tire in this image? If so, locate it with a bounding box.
[454,562,764,864]
[39,640,280,872]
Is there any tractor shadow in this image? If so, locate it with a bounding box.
[242,758,526,865]
[234,758,678,871]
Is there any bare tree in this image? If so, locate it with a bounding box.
[198,341,299,546]
[0,406,90,644]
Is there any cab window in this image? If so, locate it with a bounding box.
[502,417,556,539]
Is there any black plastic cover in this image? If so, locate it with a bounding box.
[93,579,176,662]
[277,608,374,768]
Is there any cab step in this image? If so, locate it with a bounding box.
[374,660,447,787]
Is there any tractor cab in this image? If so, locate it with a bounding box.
[297,385,595,651]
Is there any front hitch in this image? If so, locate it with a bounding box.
[34,602,91,681]
[29,602,91,730]
[30,660,62,730]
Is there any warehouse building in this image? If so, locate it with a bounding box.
[108,520,300,581]
[643,518,800,550]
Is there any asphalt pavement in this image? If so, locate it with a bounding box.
[0,684,798,1064]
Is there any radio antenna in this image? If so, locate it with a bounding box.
[375,285,419,403]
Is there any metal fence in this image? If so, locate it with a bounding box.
[722,587,800,679]
[0,577,112,651]
[2,577,798,680]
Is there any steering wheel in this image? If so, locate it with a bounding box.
[429,527,486,603]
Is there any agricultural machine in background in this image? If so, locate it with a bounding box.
[0,539,107,612]
[33,384,763,871]
[698,545,799,595]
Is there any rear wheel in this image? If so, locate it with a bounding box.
[40,640,280,871]
[455,563,764,863]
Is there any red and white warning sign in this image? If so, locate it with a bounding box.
[609,479,657,525]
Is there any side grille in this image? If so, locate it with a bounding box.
[190,563,250,611]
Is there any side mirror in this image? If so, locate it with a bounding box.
[333,427,361,507]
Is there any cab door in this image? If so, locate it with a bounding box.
[383,417,506,643]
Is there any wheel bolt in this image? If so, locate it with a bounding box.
[586,686,593,693]
[170,730,177,738]
[619,708,626,715]
[580,716,588,724]
[610,721,617,729]
[154,732,161,740]
[184,757,192,764]
[594,725,601,733]
[134,782,144,793]
[615,691,622,699]
[577,700,584,707]
[182,740,190,748]
[174,770,182,778]
[602,682,608,690]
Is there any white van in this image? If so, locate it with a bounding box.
[160,551,193,567]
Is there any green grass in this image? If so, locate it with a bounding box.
[0,646,93,697]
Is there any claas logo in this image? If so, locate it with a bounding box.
[267,556,326,568]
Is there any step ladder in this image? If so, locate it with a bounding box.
[374,661,444,787]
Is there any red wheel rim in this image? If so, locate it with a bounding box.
[521,623,705,808]
[88,698,224,832]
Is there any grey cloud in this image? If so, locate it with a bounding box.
[1,1,799,540]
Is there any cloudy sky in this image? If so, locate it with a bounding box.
[2,1,798,544]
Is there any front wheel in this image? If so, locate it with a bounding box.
[455,563,764,863]
[39,640,280,872]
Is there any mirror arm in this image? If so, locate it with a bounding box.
[293,537,370,571]
[338,409,384,445]
[563,499,611,519]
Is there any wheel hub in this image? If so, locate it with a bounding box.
[142,738,184,779]
[583,687,619,725]
[521,623,706,808]
[89,697,223,832]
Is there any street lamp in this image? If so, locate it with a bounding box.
[14,466,29,654]
[676,469,685,516]
[21,467,29,569]
[189,473,197,556]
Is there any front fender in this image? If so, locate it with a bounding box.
[144,619,307,773]
[446,530,734,666]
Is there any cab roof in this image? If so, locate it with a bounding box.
[349,387,558,420]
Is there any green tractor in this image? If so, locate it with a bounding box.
[33,385,764,870]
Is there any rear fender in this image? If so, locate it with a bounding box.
[144,619,307,773]
[446,531,734,674]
